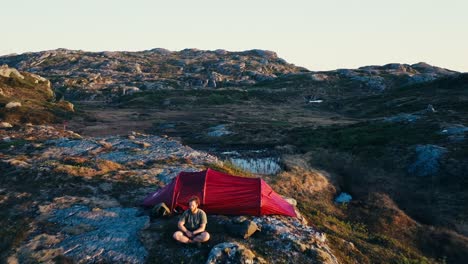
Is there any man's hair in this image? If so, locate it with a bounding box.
[188,196,200,206]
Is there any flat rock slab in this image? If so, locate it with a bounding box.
[44,134,217,167]
[49,205,149,263]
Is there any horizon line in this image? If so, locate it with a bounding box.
[0,47,465,73]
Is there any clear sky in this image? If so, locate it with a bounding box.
[2,0,467,72]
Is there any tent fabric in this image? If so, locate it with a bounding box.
[142,168,296,217]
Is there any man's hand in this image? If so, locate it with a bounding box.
[191,223,206,237]
[185,230,193,238]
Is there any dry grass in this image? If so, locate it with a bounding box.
[96,160,123,173]
[62,156,89,165]
[417,227,468,263]
[274,167,336,210]
[53,159,123,178]
[206,160,255,178]
[53,164,99,178]
[0,72,74,125]
[265,155,442,264]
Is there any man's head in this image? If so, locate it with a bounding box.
[188,196,200,213]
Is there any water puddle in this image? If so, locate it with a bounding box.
[228,156,282,175]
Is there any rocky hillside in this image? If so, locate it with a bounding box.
[0,126,338,263]
[0,49,307,100]
[0,49,459,102]
[1,48,467,263]
[254,62,459,103]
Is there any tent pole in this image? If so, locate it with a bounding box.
[202,169,208,205]
[171,173,181,212]
[258,179,262,216]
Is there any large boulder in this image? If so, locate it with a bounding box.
[408,144,447,176]
[0,121,13,128]
[227,219,260,239]
[5,101,22,109]
[206,242,264,264]
[0,64,24,79]
[14,202,149,263]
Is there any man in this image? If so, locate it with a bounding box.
[173,196,210,245]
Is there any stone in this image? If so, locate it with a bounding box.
[207,125,232,137]
[134,141,151,148]
[0,122,13,128]
[408,144,447,176]
[208,79,217,88]
[5,101,22,109]
[4,158,30,168]
[335,192,352,203]
[232,216,248,224]
[283,197,297,206]
[44,138,100,156]
[99,182,113,192]
[57,101,75,112]
[122,86,140,95]
[311,73,329,81]
[98,140,113,149]
[249,49,278,58]
[440,124,468,135]
[384,113,420,123]
[15,234,63,263]
[227,220,260,239]
[0,65,24,79]
[206,242,260,264]
[47,205,149,263]
[426,104,436,113]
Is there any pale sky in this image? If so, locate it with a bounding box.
[2,0,467,72]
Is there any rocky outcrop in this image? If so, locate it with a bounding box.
[408,144,448,177]
[336,62,458,91]
[48,205,149,263]
[5,101,22,109]
[0,50,459,103]
[206,242,264,264]
[0,66,74,125]
[330,63,459,91]
[0,121,13,128]
[207,124,232,137]
[252,216,338,263]
[0,49,306,100]
[0,64,24,79]
[10,196,149,264]
[1,123,343,264]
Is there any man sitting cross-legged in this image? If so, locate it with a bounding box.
[173,196,210,246]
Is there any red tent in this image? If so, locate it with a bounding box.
[142,168,296,217]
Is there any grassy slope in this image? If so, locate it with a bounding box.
[339,73,468,118]
[0,73,73,125]
[282,75,468,263]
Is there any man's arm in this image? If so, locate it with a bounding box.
[192,223,206,235]
[178,219,193,238]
